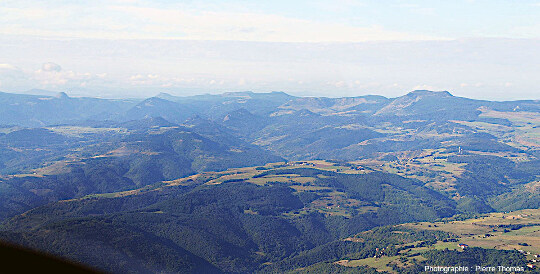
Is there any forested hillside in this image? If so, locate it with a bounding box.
[0,89,538,272]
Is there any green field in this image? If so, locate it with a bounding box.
[339,209,540,273]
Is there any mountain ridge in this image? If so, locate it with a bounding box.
[0,88,538,273]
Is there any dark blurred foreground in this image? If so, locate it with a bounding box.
[0,241,99,273]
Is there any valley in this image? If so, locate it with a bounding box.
[0,89,538,272]
[338,209,540,273]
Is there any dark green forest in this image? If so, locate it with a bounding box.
[0,90,538,272]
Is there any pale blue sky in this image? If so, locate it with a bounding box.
[1,0,539,99]
[3,0,540,41]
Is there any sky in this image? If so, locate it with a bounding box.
[1,0,539,100]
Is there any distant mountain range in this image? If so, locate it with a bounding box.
[0,89,538,273]
[1,89,538,127]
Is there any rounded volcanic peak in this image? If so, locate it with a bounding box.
[55,92,70,99]
[124,96,196,125]
[375,90,457,116]
[405,90,453,98]
[126,96,197,122]
[155,92,179,102]
[135,96,177,108]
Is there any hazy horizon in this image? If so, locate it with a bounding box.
[1,1,540,100]
[3,86,539,103]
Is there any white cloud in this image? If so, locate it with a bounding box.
[334,81,346,88]
[112,6,445,42]
[0,37,538,100]
[0,63,19,70]
[31,63,109,88]
[0,3,446,42]
[42,62,62,72]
